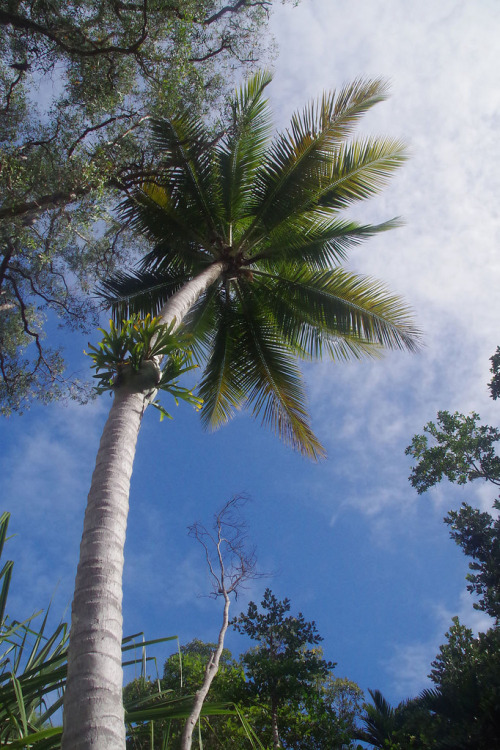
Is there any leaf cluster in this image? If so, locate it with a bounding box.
[232,590,336,721]
[445,500,500,620]
[406,406,500,620]
[406,410,500,493]
[421,620,500,748]
[128,634,363,750]
[86,315,203,419]
[488,346,500,400]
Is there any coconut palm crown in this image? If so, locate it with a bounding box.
[102,72,420,459]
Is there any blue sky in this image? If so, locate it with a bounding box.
[2,0,500,711]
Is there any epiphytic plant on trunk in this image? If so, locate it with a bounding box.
[63,71,420,749]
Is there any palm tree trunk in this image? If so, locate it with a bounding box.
[156,262,225,330]
[62,261,225,750]
[62,387,146,750]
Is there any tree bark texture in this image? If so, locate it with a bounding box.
[157,262,225,330]
[62,261,226,749]
[62,388,146,750]
[271,697,280,750]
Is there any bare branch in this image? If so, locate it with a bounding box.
[0,238,15,289]
[0,187,90,222]
[182,495,264,750]
[67,114,137,158]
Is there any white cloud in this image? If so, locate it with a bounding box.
[385,641,435,699]
[1,399,107,620]
[385,590,494,698]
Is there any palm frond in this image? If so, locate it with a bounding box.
[184,283,228,362]
[243,79,391,240]
[252,216,402,269]
[118,187,212,251]
[219,71,273,225]
[98,268,190,322]
[233,287,325,459]
[197,298,246,428]
[252,267,421,356]
[317,137,407,211]
[150,113,224,236]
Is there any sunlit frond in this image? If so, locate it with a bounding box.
[317,138,407,210]
[242,79,391,241]
[251,267,421,356]
[252,217,402,269]
[219,71,273,224]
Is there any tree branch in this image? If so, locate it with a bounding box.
[182,495,263,750]
[0,6,149,58]
[203,0,272,26]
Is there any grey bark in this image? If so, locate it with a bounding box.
[62,386,146,750]
[271,696,280,749]
[62,261,225,750]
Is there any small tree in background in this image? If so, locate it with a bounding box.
[400,350,500,747]
[406,409,500,621]
[232,589,336,749]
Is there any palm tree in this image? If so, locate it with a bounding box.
[62,72,420,749]
[356,689,398,747]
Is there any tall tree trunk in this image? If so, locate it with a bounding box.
[62,261,225,750]
[62,387,146,750]
[180,592,230,750]
[271,696,280,750]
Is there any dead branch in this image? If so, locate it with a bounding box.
[181,495,263,750]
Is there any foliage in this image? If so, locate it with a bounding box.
[488,345,500,400]
[397,359,500,747]
[356,689,397,748]
[406,409,500,620]
[126,640,250,749]
[1,512,253,749]
[420,619,500,748]
[126,636,364,750]
[356,690,439,750]
[86,315,203,419]
[232,589,338,748]
[445,500,500,620]
[428,616,475,689]
[0,0,291,413]
[0,511,69,748]
[103,72,420,458]
[405,410,500,493]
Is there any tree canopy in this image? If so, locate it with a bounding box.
[0,0,292,413]
[126,628,363,750]
[232,588,338,748]
[406,409,500,621]
[381,354,500,748]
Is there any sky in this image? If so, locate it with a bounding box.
[2,0,500,713]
